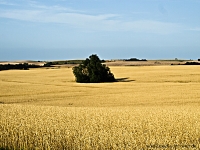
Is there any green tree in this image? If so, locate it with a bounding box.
[73,54,115,83]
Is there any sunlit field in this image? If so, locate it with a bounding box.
[0,66,200,149]
[0,66,200,107]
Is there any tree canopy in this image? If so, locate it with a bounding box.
[72,54,115,83]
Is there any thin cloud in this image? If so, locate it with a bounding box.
[0,2,182,34]
[0,9,118,23]
[29,3,85,13]
[0,0,17,6]
[0,9,43,22]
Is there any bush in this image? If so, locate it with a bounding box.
[72,54,115,83]
[184,62,200,65]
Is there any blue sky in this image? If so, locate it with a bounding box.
[0,0,200,60]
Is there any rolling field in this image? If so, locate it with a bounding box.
[0,66,200,149]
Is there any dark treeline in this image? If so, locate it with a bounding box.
[171,62,200,65]
[124,58,147,61]
[49,60,84,65]
[0,60,85,71]
[0,63,42,71]
[184,62,200,65]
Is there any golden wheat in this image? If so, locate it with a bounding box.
[0,66,200,107]
[0,104,200,149]
[0,66,200,149]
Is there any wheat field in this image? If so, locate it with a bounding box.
[0,66,200,149]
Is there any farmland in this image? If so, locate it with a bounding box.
[0,65,200,149]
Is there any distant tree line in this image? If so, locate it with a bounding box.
[183,62,200,65]
[49,60,84,65]
[49,59,105,65]
[0,63,44,71]
[171,62,200,65]
[124,58,147,61]
[0,60,92,71]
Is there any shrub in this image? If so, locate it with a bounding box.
[72,54,115,83]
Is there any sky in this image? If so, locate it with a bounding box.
[0,0,200,61]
